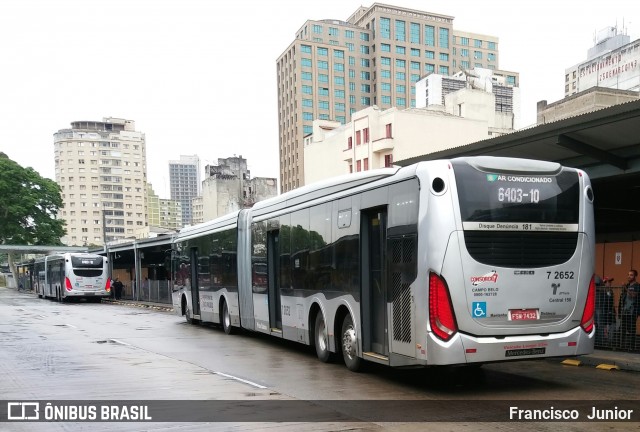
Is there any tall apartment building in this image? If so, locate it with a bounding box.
[54,117,147,246]
[277,2,501,192]
[169,155,201,227]
[147,184,183,231]
[565,26,640,97]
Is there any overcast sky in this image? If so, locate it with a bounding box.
[1,0,638,198]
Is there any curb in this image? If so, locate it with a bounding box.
[102,298,174,313]
[558,355,640,372]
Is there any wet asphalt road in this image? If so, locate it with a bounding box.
[1,287,639,431]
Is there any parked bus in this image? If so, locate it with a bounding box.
[172,156,595,371]
[35,253,110,302]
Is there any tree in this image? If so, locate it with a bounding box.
[0,153,66,282]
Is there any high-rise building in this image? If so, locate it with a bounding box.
[277,2,501,192]
[565,26,640,97]
[54,117,147,246]
[169,155,201,227]
[147,184,183,231]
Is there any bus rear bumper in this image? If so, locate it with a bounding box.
[425,326,594,365]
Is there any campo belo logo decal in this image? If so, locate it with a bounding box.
[486,174,499,182]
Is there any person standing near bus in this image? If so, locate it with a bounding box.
[618,270,640,349]
[113,277,124,300]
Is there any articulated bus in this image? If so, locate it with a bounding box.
[34,253,110,302]
[171,156,595,371]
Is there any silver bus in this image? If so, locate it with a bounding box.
[35,253,110,302]
[172,156,595,371]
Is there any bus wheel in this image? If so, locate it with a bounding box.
[182,296,193,324]
[341,314,362,372]
[222,300,234,335]
[314,312,332,362]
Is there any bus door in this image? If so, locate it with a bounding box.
[267,230,282,331]
[361,208,389,357]
[190,248,200,317]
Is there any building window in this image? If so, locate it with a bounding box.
[360,32,369,41]
[396,59,405,68]
[440,53,449,61]
[363,158,369,171]
[318,74,329,83]
[313,25,323,34]
[410,22,420,44]
[302,58,312,67]
[411,48,420,57]
[363,128,369,143]
[385,123,393,138]
[411,61,420,70]
[461,37,469,46]
[439,65,449,75]
[439,28,449,48]
[345,30,354,39]
[360,45,369,54]
[329,27,338,36]
[380,17,390,39]
[301,45,311,53]
[318,60,328,69]
[348,137,353,149]
[395,20,405,42]
[381,43,391,52]
[381,95,391,104]
[474,39,482,48]
[361,96,370,105]
[381,82,391,91]
[356,160,362,172]
[384,154,393,167]
[425,25,435,46]
[356,130,361,145]
[381,57,391,66]
[396,46,406,55]
[488,41,496,50]
[334,49,344,59]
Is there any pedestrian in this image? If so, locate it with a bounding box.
[618,270,640,350]
[595,276,615,347]
[113,277,124,301]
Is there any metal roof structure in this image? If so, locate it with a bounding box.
[396,99,640,241]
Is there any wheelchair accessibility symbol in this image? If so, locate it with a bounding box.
[472,302,487,318]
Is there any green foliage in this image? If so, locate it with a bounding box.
[0,152,66,246]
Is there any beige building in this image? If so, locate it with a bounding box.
[304,105,489,184]
[146,184,183,231]
[277,2,502,192]
[191,196,204,225]
[54,117,147,246]
[201,156,277,221]
[537,87,639,124]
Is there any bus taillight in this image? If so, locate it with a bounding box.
[105,278,111,293]
[580,275,596,333]
[429,272,458,341]
[65,277,73,291]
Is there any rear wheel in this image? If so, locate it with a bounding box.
[341,314,362,372]
[182,296,194,324]
[222,300,234,335]
[314,312,332,362]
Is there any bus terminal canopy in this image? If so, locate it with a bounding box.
[0,245,88,254]
[396,99,640,240]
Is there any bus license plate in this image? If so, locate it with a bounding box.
[85,292,95,296]
[509,309,538,321]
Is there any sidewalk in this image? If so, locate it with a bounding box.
[572,349,640,372]
[102,297,174,313]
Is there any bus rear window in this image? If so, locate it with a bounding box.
[453,163,580,226]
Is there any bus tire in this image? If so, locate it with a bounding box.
[314,312,332,363]
[221,300,234,335]
[182,296,194,324]
[341,314,362,372]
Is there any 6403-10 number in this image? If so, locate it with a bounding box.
[547,271,574,280]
